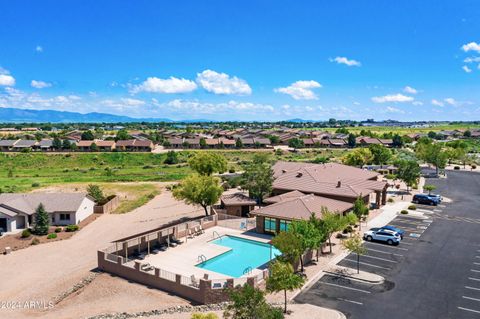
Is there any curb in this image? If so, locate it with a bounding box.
[323,270,384,284]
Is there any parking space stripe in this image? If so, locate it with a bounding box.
[337,297,363,305]
[463,296,480,302]
[469,277,480,282]
[458,307,480,314]
[343,258,391,270]
[367,248,404,257]
[466,286,480,292]
[474,262,480,266]
[471,269,480,273]
[362,254,398,263]
[321,281,371,293]
[365,242,408,251]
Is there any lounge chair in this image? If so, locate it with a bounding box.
[198,225,205,234]
[188,229,194,239]
[171,235,184,245]
[159,243,168,251]
[190,275,199,288]
[140,263,151,270]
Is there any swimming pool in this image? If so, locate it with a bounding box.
[196,236,281,278]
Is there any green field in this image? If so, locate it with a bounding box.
[0,149,349,193]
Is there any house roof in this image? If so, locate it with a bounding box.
[251,193,353,221]
[272,161,386,199]
[263,190,306,204]
[205,138,219,145]
[95,140,116,147]
[38,139,53,148]
[221,193,257,206]
[76,140,94,147]
[0,193,93,215]
[14,140,37,148]
[0,139,19,147]
[219,138,235,145]
[116,139,136,147]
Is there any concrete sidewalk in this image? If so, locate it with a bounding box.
[324,265,384,284]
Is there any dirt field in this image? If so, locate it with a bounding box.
[0,189,204,319]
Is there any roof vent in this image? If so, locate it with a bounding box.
[337,180,341,188]
[296,172,303,178]
[282,169,287,174]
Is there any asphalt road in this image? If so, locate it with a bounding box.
[295,170,480,319]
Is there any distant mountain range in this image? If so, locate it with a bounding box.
[0,107,215,123]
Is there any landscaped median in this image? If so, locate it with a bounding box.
[324,265,384,284]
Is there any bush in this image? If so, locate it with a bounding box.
[408,204,417,210]
[228,167,236,173]
[31,238,40,245]
[55,227,62,233]
[387,198,395,203]
[454,166,460,170]
[65,225,79,232]
[47,233,57,239]
[336,233,344,239]
[31,182,40,187]
[472,164,477,170]
[400,210,409,215]
[21,229,31,238]
[342,226,353,234]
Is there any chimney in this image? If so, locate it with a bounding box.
[282,169,287,174]
[337,180,341,188]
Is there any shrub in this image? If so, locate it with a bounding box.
[228,167,236,173]
[336,233,344,239]
[454,166,460,170]
[342,226,353,234]
[31,238,40,245]
[400,210,409,215]
[31,182,40,187]
[387,198,395,203]
[408,204,417,210]
[65,225,79,232]
[47,233,57,239]
[21,229,31,238]
[55,227,62,233]
[472,164,477,170]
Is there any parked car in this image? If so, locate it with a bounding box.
[380,225,405,239]
[412,194,439,206]
[427,194,442,202]
[363,228,401,245]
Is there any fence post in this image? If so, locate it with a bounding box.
[154,267,160,277]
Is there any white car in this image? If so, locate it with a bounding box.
[363,228,401,245]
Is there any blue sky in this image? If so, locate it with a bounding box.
[0,0,479,121]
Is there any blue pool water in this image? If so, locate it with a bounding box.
[196,236,281,277]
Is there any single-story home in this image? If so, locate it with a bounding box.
[251,190,354,234]
[0,193,95,233]
[219,193,257,217]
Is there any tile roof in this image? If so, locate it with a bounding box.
[13,140,37,147]
[221,193,257,206]
[0,193,93,215]
[251,193,353,220]
[0,139,19,147]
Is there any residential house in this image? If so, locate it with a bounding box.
[219,193,257,217]
[0,139,19,151]
[36,139,53,151]
[95,140,116,151]
[12,140,37,151]
[0,193,95,233]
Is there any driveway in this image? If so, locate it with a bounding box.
[0,190,204,317]
[296,170,480,319]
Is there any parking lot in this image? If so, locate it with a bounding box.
[296,214,434,312]
[296,170,480,318]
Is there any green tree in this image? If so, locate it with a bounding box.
[344,212,359,231]
[424,144,448,175]
[62,139,71,150]
[199,138,207,149]
[33,203,50,235]
[268,135,280,144]
[224,284,283,319]
[87,184,105,204]
[464,130,472,138]
[271,231,303,267]
[188,152,227,176]
[368,144,392,166]
[352,196,369,225]
[347,133,356,148]
[241,160,273,204]
[288,138,304,149]
[81,130,95,140]
[392,134,403,148]
[342,234,367,274]
[173,174,223,215]
[90,143,98,152]
[308,213,328,259]
[70,142,78,151]
[115,129,131,141]
[266,261,305,314]
[342,148,373,166]
[395,160,420,191]
[235,138,243,149]
[164,150,179,164]
[424,184,436,195]
[289,219,323,272]
[52,137,62,150]
[322,209,347,253]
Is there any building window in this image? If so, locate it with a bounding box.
[279,219,291,232]
[264,217,276,233]
[60,213,70,221]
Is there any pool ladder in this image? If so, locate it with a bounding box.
[212,231,221,240]
[243,266,253,275]
[197,254,207,263]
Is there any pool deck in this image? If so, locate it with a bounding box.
[131,226,274,280]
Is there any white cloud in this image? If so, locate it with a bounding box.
[0,74,15,86]
[330,56,361,67]
[403,86,418,94]
[275,80,322,100]
[155,99,273,114]
[35,45,43,52]
[386,106,405,114]
[130,76,197,94]
[31,80,52,89]
[444,98,458,106]
[196,70,252,95]
[431,99,444,107]
[462,65,472,73]
[464,56,480,63]
[412,101,424,106]
[461,42,480,53]
[371,94,414,103]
